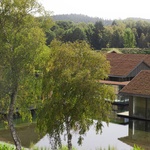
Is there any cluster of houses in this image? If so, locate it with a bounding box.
[101,52,150,121]
[100,52,150,149]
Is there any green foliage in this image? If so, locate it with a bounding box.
[101,47,150,54]
[0,0,52,149]
[32,147,51,150]
[49,16,150,49]
[0,143,145,150]
[96,145,117,150]
[62,26,87,42]
[30,145,77,150]
[37,40,115,149]
[53,14,113,25]
[133,144,144,150]
[123,28,136,48]
[0,0,48,119]
[111,26,125,48]
[58,146,77,150]
[0,143,25,150]
[91,21,104,49]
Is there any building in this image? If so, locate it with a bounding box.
[101,53,150,114]
[106,53,150,82]
[119,70,150,120]
[104,53,150,147]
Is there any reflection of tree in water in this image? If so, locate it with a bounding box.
[0,123,40,148]
[49,133,62,150]
[119,119,150,150]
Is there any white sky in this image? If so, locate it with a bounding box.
[39,0,150,20]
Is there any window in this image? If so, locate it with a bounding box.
[133,97,146,118]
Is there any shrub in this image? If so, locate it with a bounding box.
[133,144,144,150]
[0,143,15,150]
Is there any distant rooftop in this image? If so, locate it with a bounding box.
[106,53,150,77]
[120,70,150,97]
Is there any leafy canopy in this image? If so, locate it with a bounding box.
[37,40,115,149]
[0,0,53,149]
[0,0,51,120]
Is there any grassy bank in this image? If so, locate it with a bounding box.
[0,143,144,150]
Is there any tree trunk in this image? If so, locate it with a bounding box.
[7,91,22,150]
[66,117,72,150]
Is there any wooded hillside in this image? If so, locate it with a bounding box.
[52,14,150,25]
[52,14,113,25]
[45,14,150,52]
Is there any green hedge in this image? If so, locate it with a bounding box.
[101,48,150,54]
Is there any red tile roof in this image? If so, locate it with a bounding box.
[106,53,150,77]
[120,70,150,97]
[144,55,150,66]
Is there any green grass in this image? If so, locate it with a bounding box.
[0,143,16,150]
[32,146,77,150]
[0,143,144,150]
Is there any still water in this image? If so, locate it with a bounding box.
[1,119,150,150]
[35,122,132,150]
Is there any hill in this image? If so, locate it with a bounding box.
[52,14,113,25]
[52,14,150,26]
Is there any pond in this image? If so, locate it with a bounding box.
[0,119,150,150]
[35,122,132,150]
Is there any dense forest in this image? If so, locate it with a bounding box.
[44,14,150,52]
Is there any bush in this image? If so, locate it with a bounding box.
[0,143,15,150]
[133,144,144,150]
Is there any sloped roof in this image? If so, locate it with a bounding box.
[120,70,150,97]
[106,53,150,77]
[144,55,150,66]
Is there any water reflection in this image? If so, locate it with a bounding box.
[1,120,150,149]
[0,121,132,150]
[35,122,132,150]
[119,119,150,150]
[0,123,41,148]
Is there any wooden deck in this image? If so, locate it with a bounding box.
[117,111,129,118]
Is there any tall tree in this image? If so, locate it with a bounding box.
[123,28,136,48]
[138,33,147,48]
[37,40,115,150]
[111,26,124,48]
[56,21,74,30]
[0,0,49,149]
[62,26,87,42]
[50,21,74,41]
[91,21,104,49]
[135,20,149,38]
[85,23,94,45]
[102,26,113,48]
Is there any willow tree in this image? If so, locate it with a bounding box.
[37,41,115,150]
[0,0,51,149]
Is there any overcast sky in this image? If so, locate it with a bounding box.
[39,0,150,19]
